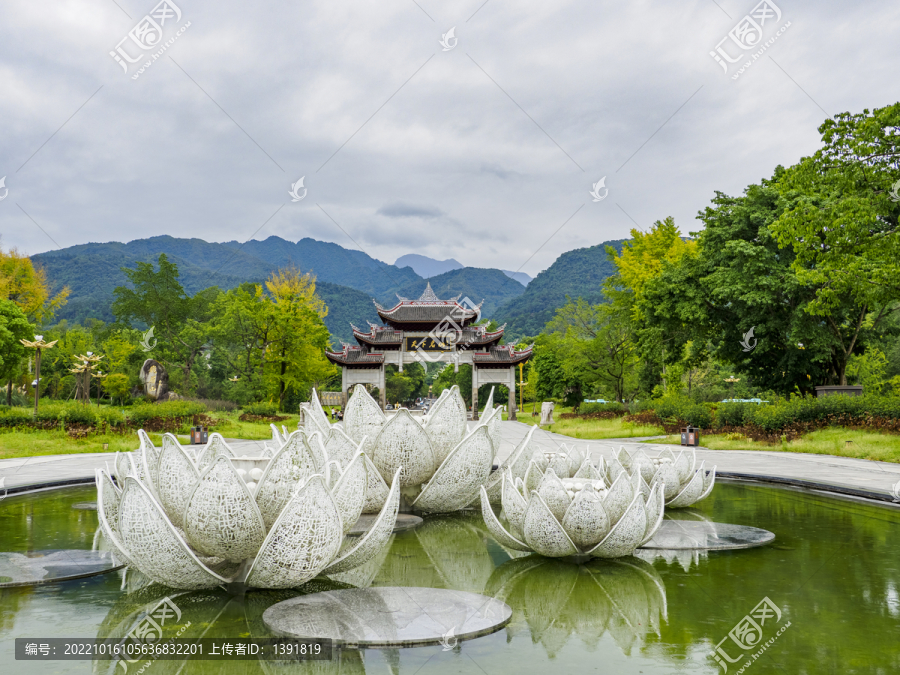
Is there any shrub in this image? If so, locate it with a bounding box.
[127,400,206,426]
[243,401,278,417]
[0,407,33,428]
[190,398,239,412]
[578,401,626,415]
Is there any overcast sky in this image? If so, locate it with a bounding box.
[1,0,898,277]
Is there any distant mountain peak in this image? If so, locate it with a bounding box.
[394,254,464,279]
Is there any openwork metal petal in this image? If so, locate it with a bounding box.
[422,385,468,464]
[482,386,495,415]
[500,471,528,536]
[255,433,320,530]
[413,425,493,513]
[331,452,368,534]
[673,450,695,484]
[270,424,286,448]
[653,462,681,500]
[565,445,585,476]
[523,491,579,557]
[117,477,230,589]
[606,457,626,484]
[697,466,717,502]
[138,430,159,486]
[361,453,390,514]
[524,460,542,494]
[343,384,386,455]
[479,486,531,552]
[561,490,610,549]
[640,482,666,546]
[536,468,571,522]
[95,469,133,567]
[183,456,267,562]
[324,427,360,467]
[371,409,436,487]
[309,388,332,432]
[323,468,403,576]
[667,463,706,508]
[304,432,328,471]
[574,459,603,481]
[483,406,503,456]
[586,493,647,559]
[548,453,569,478]
[246,475,344,589]
[197,433,235,473]
[484,425,537,505]
[114,451,134,482]
[602,472,633,524]
[156,435,200,528]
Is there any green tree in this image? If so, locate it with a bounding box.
[0,299,35,405]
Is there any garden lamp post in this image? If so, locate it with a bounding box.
[20,335,58,417]
[724,375,740,400]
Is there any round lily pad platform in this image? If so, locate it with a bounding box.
[0,550,124,587]
[263,587,512,648]
[640,520,775,550]
[349,513,422,536]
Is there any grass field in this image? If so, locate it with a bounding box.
[505,407,665,439]
[0,411,302,460]
[646,427,900,463]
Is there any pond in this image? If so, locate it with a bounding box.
[1,482,898,674]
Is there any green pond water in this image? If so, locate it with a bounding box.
[1,482,899,674]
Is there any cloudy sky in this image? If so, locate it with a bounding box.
[1,0,898,277]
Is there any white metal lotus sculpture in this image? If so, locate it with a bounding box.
[606,447,716,508]
[480,464,665,559]
[95,430,401,590]
[329,384,496,514]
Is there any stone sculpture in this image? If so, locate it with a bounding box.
[139,359,170,401]
[540,402,554,426]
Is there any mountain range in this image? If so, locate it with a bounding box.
[395,253,532,286]
[32,235,624,343]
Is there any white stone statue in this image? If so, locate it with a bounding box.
[540,402,555,426]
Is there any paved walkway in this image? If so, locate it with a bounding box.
[2,423,899,504]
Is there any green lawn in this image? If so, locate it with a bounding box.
[504,406,665,440]
[0,411,302,460]
[646,427,900,463]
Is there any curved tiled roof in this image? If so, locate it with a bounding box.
[373,283,483,328]
[324,344,385,367]
[472,344,534,366]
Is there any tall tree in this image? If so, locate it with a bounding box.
[0,300,35,405]
[0,246,70,323]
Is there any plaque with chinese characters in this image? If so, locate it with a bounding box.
[405,337,450,352]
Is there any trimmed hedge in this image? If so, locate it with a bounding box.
[0,400,205,431]
[243,402,278,417]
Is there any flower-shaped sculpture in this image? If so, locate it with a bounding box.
[605,447,716,508]
[480,463,665,559]
[329,384,498,514]
[95,430,401,590]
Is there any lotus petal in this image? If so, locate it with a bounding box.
[372,409,436,487]
[305,432,328,471]
[532,446,549,473]
[653,461,681,500]
[561,488,610,549]
[138,430,159,485]
[633,472,652,500]
[658,448,677,463]
[255,432,320,529]
[667,463,706,508]
[673,449,695,484]
[324,427,360,467]
[524,460,543,493]
[246,474,344,588]
[343,384,386,455]
[361,453,390,514]
[309,389,331,432]
[114,451,135,482]
[95,469,133,566]
[118,477,230,589]
[566,446,586,476]
[500,471,528,536]
[514,476,526,500]
[331,452,368,533]
[640,482,666,546]
[322,467,403,576]
[523,491,579,557]
[156,435,200,528]
[479,486,531,552]
[616,446,631,471]
[697,466,717,502]
[606,456,626,484]
[138,444,159,497]
[586,493,647,558]
[482,386,495,416]
[270,423,285,448]
[422,385,468,464]
[184,456,267,562]
[602,472,633,523]
[325,460,342,490]
[574,459,602,481]
[484,405,503,455]
[548,453,569,478]
[413,425,493,512]
[196,433,234,473]
[536,468,571,522]
[484,425,537,504]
